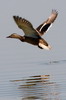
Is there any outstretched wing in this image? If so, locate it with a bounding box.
[36,10,58,36]
[13,16,40,38]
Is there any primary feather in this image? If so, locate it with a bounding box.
[36,10,58,36]
[13,16,40,38]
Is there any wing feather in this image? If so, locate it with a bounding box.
[36,10,58,36]
[13,16,40,38]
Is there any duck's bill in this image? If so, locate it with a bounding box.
[6,35,11,38]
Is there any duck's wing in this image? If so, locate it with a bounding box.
[13,16,40,38]
[36,10,58,36]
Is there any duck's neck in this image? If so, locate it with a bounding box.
[17,35,25,42]
[14,34,25,41]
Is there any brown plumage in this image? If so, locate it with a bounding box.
[7,10,58,50]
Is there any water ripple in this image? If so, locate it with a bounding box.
[11,74,60,100]
[40,59,66,65]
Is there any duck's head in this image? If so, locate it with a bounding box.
[7,33,25,41]
[7,33,19,38]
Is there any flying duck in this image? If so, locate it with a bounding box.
[7,10,58,50]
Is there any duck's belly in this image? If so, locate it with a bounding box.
[25,37,39,46]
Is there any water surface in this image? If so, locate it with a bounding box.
[0,58,66,100]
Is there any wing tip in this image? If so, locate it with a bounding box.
[13,16,16,19]
[52,9,58,15]
[13,16,19,20]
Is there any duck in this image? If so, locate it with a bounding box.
[7,10,58,50]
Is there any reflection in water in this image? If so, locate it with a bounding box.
[11,75,60,100]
